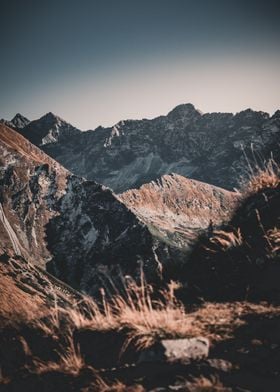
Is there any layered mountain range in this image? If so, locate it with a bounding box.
[4,104,280,193]
[0,122,236,295]
[1,104,280,391]
[1,103,279,293]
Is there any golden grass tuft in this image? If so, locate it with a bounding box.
[185,375,232,391]
[64,278,194,349]
[244,159,280,195]
[205,228,243,252]
[33,334,84,375]
[267,228,280,254]
[91,377,144,392]
[0,368,10,386]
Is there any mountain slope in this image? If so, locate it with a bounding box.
[119,173,238,248]
[0,123,161,293]
[14,103,280,192]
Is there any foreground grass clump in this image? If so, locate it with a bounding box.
[243,159,280,195]
[178,158,280,302]
[1,159,280,391]
[44,275,194,350]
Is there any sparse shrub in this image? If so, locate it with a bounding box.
[267,228,280,255]
[206,228,243,252]
[180,159,280,302]
[62,276,192,350]
[243,159,280,195]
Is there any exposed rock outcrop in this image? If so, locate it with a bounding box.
[1,113,30,130]
[0,124,162,294]
[9,103,279,192]
[1,123,235,295]
[17,112,81,146]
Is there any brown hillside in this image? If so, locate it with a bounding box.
[119,174,239,248]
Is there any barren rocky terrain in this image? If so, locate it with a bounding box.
[0,105,280,391]
[7,104,280,192]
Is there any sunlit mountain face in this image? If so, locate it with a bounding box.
[1,1,280,391]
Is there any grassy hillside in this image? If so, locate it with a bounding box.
[1,161,280,391]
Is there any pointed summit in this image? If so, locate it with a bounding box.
[39,112,63,123]
[17,112,81,146]
[11,113,30,129]
[167,103,202,120]
[272,110,280,120]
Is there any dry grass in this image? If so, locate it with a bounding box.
[0,368,10,386]
[0,268,46,325]
[3,257,280,391]
[32,276,280,358]
[30,299,280,389]
[267,228,280,254]
[206,228,243,252]
[91,377,144,392]
[184,375,232,391]
[59,278,194,349]
[53,334,84,373]
[184,301,280,342]
[20,278,203,386]
[33,334,85,375]
[244,159,280,195]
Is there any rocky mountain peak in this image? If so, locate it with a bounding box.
[272,110,280,120]
[17,112,81,146]
[39,112,64,124]
[0,113,30,131]
[11,103,280,193]
[10,113,30,129]
[167,103,202,120]
[2,123,205,294]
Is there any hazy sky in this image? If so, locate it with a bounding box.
[1,0,280,129]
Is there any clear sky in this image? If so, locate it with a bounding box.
[1,0,280,129]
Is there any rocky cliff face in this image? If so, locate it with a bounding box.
[17,112,81,146]
[0,124,152,293]
[119,173,238,248]
[0,113,30,130]
[2,123,222,295]
[10,103,279,193]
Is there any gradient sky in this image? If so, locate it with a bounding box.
[1,0,280,129]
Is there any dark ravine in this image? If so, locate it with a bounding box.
[6,103,280,193]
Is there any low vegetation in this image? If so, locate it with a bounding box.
[1,160,280,391]
[178,160,280,302]
[244,158,280,195]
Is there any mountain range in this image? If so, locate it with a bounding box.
[1,103,280,391]
[3,104,280,193]
[1,103,279,293]
[0,121,236,294]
